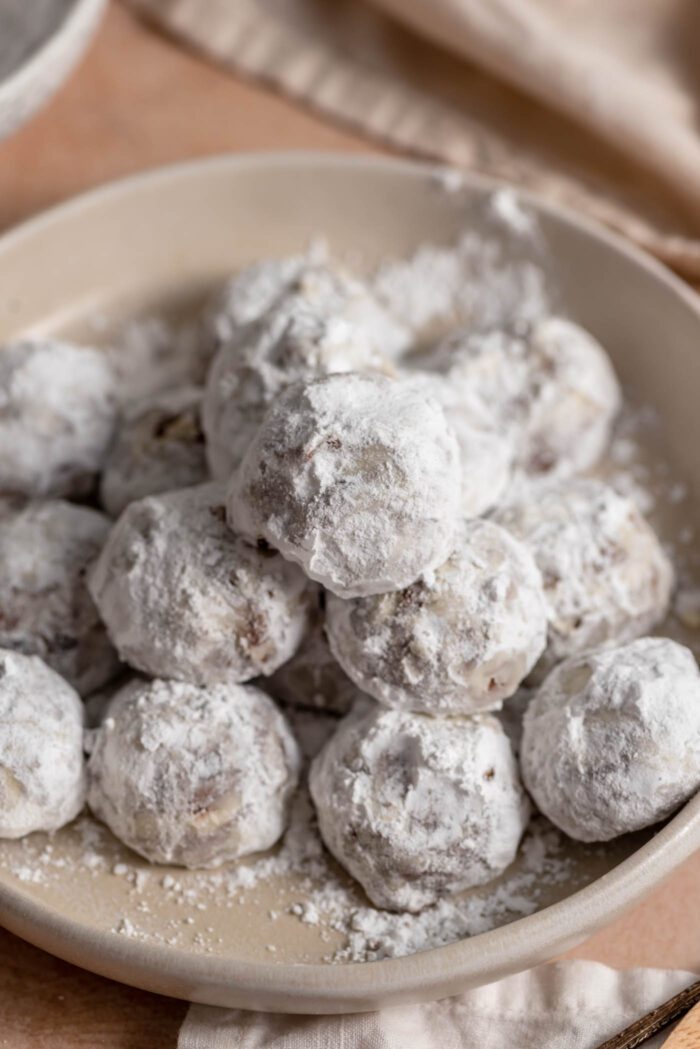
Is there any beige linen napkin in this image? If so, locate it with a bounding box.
[178,961,696,1048]
[127,0,700,278]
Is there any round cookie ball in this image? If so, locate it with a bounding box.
[203,263,407,479]
[416,317,620,480]
[0,650,86,838]
[204,255,311,344]
[325,519,547,715]
[0,338,118,497]
[268,595,357,714]
[521,637,700,842]
[87,677,301,867]
[228,373,461,598]
[0,498,119,696]
[402,370,513,518]
[100,385,207,517]
[495,479,674,670]
[519,318,621,477]
[88,483,312,685]
[309,701,529,911]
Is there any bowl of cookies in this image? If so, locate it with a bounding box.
[0,154,699,1013]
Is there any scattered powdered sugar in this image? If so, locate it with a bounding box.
[0,768,583,962]
[489,187,537,238]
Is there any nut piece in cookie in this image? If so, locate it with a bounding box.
[100,385,207,517]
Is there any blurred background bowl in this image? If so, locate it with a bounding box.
[0,0,106,141]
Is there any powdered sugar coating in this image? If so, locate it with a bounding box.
[88,483,312,685]
[496,479,674,670]
[522,318,621,476]
[326,519,547,715]
[204,255,312,343]
[402,370,513,518]
[108,317,212,405]
[0,499,119,696]
[100,385,207,517]
[416,317,621,480]
[228,373,461,598]
[309,701,529,911]
[203,263,407,479]
[0,650,86,838]
[0,339,118,497]
[87,677,301,867]
[268,596,357,714]
[521,638,700,842]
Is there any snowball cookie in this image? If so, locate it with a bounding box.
[0,499,119,696]
[229,373,461,597]
[0,650,86,838]
[204,255,311,344]
[203,262,407,479]
[107,315,213,406]
[325,519,547,715]
[0,338,118,497]
[495,479,674,670]
[521,638,700,842]
[268,596,357,714]
[402,371,513,518]
[100,385,207,517]
[416,318,620,479]
[87,677,301,866]
[88,483,312,685]
[309,701,529,911]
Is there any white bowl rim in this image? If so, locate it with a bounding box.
[1,151,700,1010]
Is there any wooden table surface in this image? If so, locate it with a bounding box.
[1,4,699,1046]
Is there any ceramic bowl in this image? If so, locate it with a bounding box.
[0,154,699,1013]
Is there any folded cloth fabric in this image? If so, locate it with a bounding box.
[127,0,700,279]
[178,960,696,1048]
